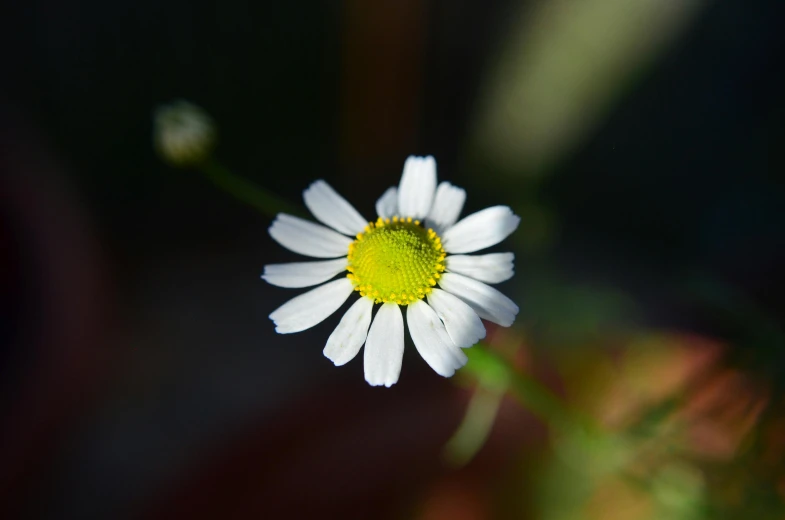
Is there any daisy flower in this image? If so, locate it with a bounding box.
[263,156,520,387]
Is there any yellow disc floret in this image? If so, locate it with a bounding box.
[346,216,446,305]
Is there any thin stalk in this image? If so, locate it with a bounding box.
[462,347,590,433]
[198,159,302,217]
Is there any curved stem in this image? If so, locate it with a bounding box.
[198,159,303,217]
[462,346,590,432]
[443,384,505,466]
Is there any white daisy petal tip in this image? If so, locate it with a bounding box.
[323,296,373,366]
[407,300,469,378]
[375,186,398,219]
[442,206,521,254]
[445,252,515,284]
[427,288,486,349]
[398,155,437,220]
[268,278,355,334]
[268,213,352,258]
[425,181,466,234]
[262,258,348,288]
[363,302,404,387]
[438,272,519,328]
[302,180,367,236]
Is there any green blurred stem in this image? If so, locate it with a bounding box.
[443,384,505,467]
[463,347,586,432]
[199,159,302,217]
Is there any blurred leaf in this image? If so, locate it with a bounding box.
[443,384,505,467]
[472,0,707,177]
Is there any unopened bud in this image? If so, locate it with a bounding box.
[154,100,216,167]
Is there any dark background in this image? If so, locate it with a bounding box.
[1,0,784,518]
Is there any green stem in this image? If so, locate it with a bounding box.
[462,346,588,433]
[443,384,505,467]
[198,159,303,217]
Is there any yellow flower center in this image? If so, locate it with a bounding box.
[347,216,446,305]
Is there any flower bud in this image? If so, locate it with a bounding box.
[153,100,216,167]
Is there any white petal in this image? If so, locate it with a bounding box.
[323,296,373,366]
[269,278,355,334]
[438,272,519,327]
[427,288,486,348]
[407,300,468,377]
[364,302,404,387]
[445,253,514,284]
[397,156,437,219]
[375,187,398,219]
[262,258,348,288]
[269,213,353,258]
[303,180,368,236]
[442,206,520,254]
[425,182,466,233]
